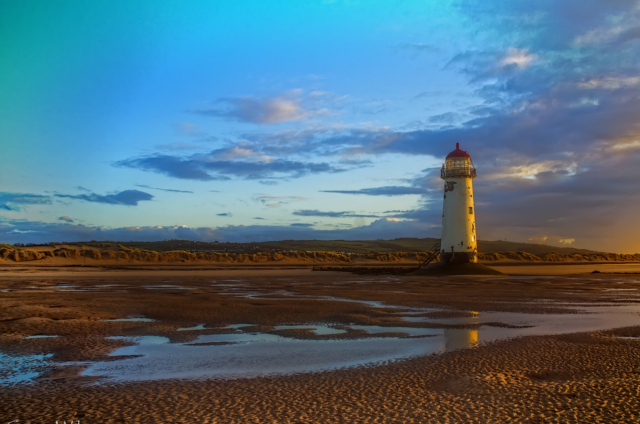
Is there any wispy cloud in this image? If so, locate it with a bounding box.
[259,180,279,186]
[499,48,537,68]
[54,190,153,206]
[293,210,380,218]
[58,216,74,222]
[0,192,51,211]
[135,184,193,194]
[194,90,332,124]
[577,76,640,90]
[253,195,307,209]
[321,186,429,196]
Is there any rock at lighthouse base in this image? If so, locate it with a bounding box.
[412,262,503,276]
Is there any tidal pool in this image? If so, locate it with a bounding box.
[80,303,640,383]
[82,333,444,382]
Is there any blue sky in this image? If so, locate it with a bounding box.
[2,0,640,253]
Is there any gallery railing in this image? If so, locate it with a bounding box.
[441,167,476,178]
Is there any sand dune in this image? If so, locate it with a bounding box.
[2,243,639,265]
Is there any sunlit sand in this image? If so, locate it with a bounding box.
[2,264,640,422]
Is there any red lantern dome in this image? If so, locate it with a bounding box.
[446,143,471,159]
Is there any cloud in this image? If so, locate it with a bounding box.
[577,76,640,90]
[293,210,381,218]
[254,195,307,204]
[559,238,576,245]
[0,192,51,211]
[217,213,232,217]
[499,48,538,68]
[253,195,307,209]
[194,90,331,124]
[429,112,463,124]
[321,186,429,196]
[134,185,193,194]
[211,147,275,163]
[115,155,227,181]
[0,217,435,245]
[58,216,73,222]
[54,190,153,206]
[115,151,343,181]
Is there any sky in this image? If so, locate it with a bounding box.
[1,0,640,253]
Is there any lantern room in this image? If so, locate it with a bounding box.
[441,143,476,179]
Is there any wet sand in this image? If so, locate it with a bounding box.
[1,265,640,423]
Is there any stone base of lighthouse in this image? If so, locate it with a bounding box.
[440,252,477,264]
[412,262,503,276]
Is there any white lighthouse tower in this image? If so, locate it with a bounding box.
[440,143,477,264]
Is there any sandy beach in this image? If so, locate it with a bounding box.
[1,264,640,423]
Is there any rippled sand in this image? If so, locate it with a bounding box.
[1,266,640,423]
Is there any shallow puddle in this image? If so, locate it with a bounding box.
[101,317,155,322]
[349,325,440,337]
[23,285,78,290]
[224,324,255,331]
[23,335,60,339]
[0,353,52,385]
[143,285,195,290]
[275,324,348,335]
[177,324,207,331]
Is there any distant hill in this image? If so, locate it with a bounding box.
[256,238,599,255]
[476,240,597,256]
[92,238,600,256]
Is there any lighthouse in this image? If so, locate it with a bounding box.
[440,143,477,264]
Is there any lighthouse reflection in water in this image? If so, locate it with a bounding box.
[441,310,479,351]
[444,328,479,351]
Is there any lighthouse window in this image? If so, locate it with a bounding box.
[469,207,473,214]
